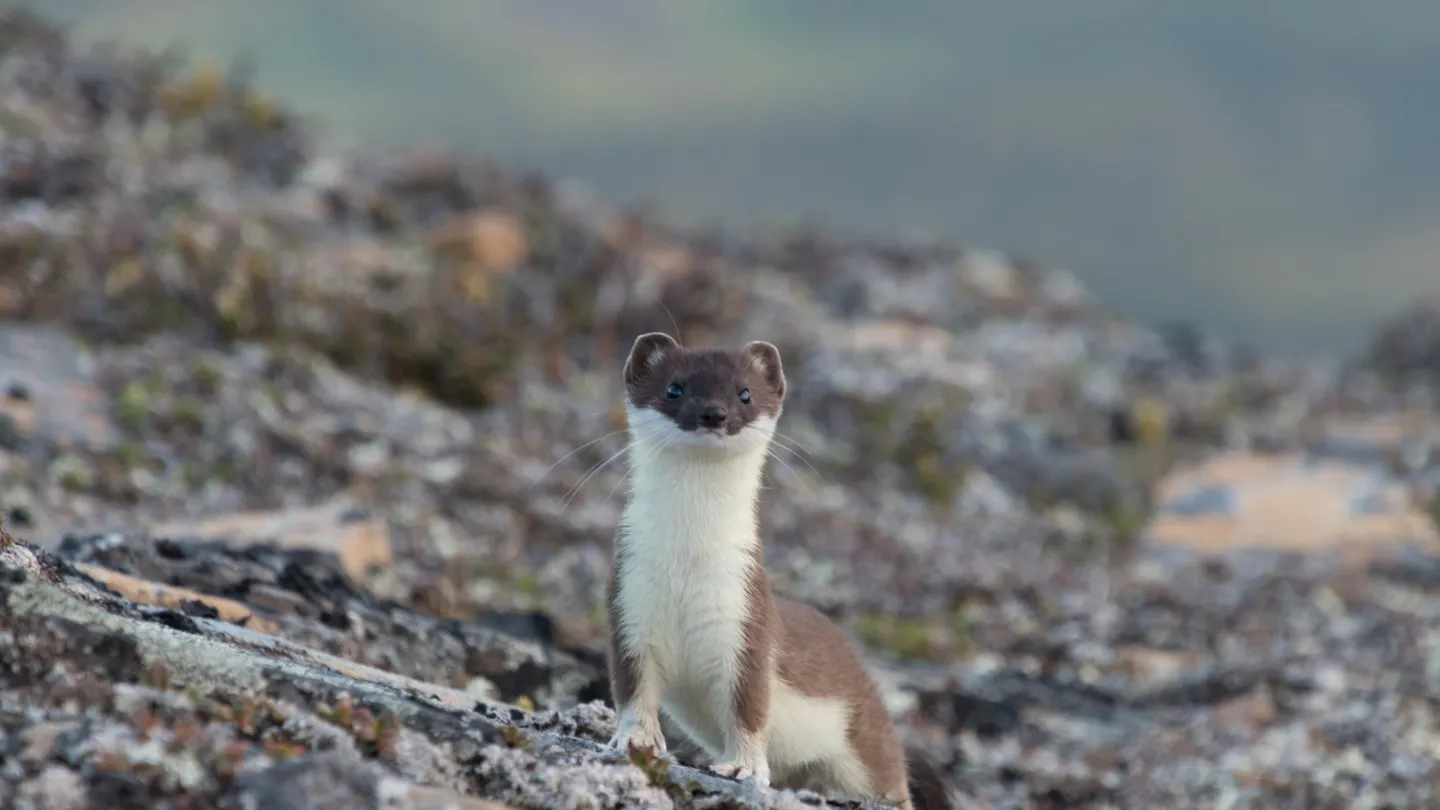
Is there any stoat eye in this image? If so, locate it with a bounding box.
[738,389,752,404]
[666,382,683,399]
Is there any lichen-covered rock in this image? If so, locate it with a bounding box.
[0,543,889,810]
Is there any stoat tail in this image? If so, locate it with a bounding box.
[905,746,954,810]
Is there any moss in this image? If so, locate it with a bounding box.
[894,401,969,505]
[192,359,222,394]
[1132,396,1170,449]
[57,466,89,493]
[157,62,226,121]
[913,453,968,507]
[856,613,938,661]
[1104,502,1149,550]
[854,400,895,444]
[104,258,147,298]
[172,396,206,432]
[114,441,146,470]
[856,605,978,663]
[211,454,242,485]
[513,571,540,598]
[627,742,682,801]
[116,379,151,434]
[946,603,977,661]
[179,459,209,492]
[241,89,279,130]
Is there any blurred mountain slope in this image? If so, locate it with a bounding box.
[44,0,1440,354]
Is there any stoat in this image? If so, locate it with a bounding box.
[604,332,952,810]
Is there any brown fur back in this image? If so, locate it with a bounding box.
[773,597,911,800]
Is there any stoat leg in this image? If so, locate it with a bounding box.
[606,564,667,754]
[714,561,776,792]
[605,655,666,753]
[711,730,771,791]
[608,701,666,753]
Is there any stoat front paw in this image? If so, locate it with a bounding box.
[711,760,771,791]
[607,717,666,754]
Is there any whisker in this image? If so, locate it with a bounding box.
[528,428,629,489]
[657,300,684,345]
[763,447,804,488]
[741,424,822,480]
[771,429,816,456]
[603,436,661,506]
[562,444,631,509]
[768,435,822,478]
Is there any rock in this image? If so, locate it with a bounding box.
[0,323,118,453]
[428,209,528,291]
[52,531,600,709]
[956,249,1022,304]
[1144,450,1440,561]
[235,753,389,810]
[389,782,519,810]
[0,540,871,810]
[149,503,393,582]
[1366,297,1440,383]
[952,469,1024,522]
[69,561,281,635]
[1317,410,1440,466]
[15,765,87,810]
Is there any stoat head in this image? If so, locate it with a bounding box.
[622,332,786,458]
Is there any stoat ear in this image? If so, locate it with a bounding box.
[742,340,786,401]
[624,332,679,387]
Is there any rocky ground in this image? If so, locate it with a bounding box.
[6,4,1440,808]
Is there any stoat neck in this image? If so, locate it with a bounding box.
[622,444,770,555]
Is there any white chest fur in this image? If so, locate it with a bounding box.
[613,442,768,752]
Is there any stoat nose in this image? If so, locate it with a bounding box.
[699,404,727,428]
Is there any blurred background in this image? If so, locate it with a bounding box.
[46,0,1440,355]
[5,3,1440,807]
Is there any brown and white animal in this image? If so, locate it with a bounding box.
[604,332,952,810]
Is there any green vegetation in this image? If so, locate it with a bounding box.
[854,606,975,663]
[46,0,1440,354]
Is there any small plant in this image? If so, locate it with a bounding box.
[499,724,532,750]
[316,695,401,759]
[139,660,173,691]
[214,740,250,785]
[856,613,937,661]
[1132,396,1170,449]
[627,742,675,792]
[263,738,308,761]
[113,441,146,470]
[157,63,225,121]
[192,359,222,394]
[171,396,206,432]
[116,379,151,434]
[219,697,263,736]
